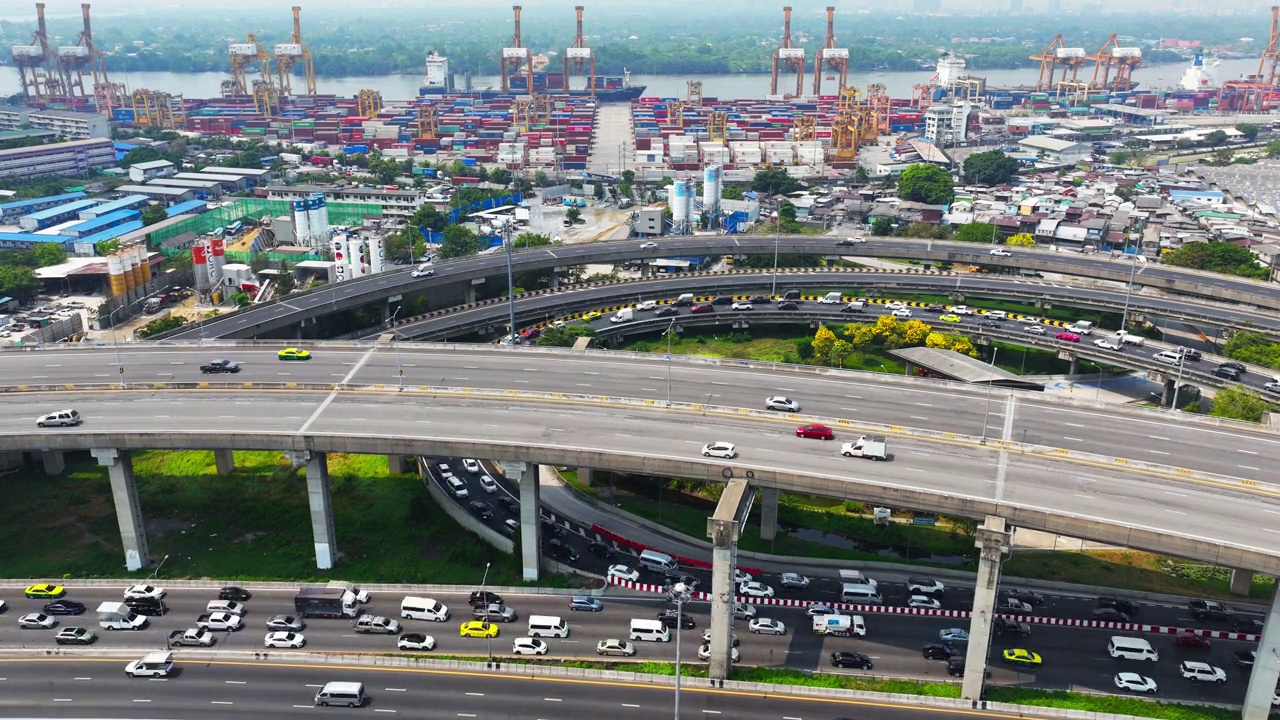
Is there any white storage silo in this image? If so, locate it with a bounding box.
[669,180,691,232]
[348,237,370,278]
[368,235,386,275]
[330,235,350,283]
[210,237,227,285]
[309,193,330,244]
[106,253,127,297]
[703,165,722,217]
[292,199,311,244]
[682,179,696,228]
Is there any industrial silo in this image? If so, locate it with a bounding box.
[192,243,210,293]
[668,180,691,233]
[309,193,330,244]
[134,244,152,285]
[120,250,138,295]
[703,165,722,217]
[348,237,369,278]
[292,199,312,244]
[210,237,227,284]
[368,235,386,275]
[106,252,127,297]
[330,235,349,283]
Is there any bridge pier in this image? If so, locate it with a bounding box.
[305,452,338,570]
[1242,589,1280,720]
[1162,378,1176,407]
[549,271,560,289]
[41,450,65,475]
[1068,356,1079,376]
[961,515,1012,701]
[464,284,477,305]
[518,462,541,582]
[91,448,150,572]
[759,488,779,542]
[707,478,752,681]
[576,467,593,487]
[213,449,235,476]
[387,454,405,475]
[1231,568,1254,596]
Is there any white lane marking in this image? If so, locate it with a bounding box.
[642,387,659,392]
[1239,449,1258,455]
[465,692,485,697]
[53,699,73,702]
[915,402,933,407]
[74,677,91,680]
[778,388,795,392]
[464,366,479,369]
[1242,465,1261,471]
[1063,437,1083,442]
[225,680,246,684]
[515,380,529,383]
[293,705,312,708]
[1166,491,1188,497]
[301,348,375,433]
[1150,435,1169,441]
[910,415,928,420]
[31,375,47,379]
[169,361,184,365]
[94,373,110,377]
[622,703,641,708]
[649,376,664,380]
[154,415,170,419]
[577,383,592,387]
[616,433,634,438]
[841,407,858,412]
[845,394,862,399]
[211,701,234,705]
[584,371,599,375]
[523,368,540,372]
[276,372,292,376]
[1148,450,1169,455]
[784,716,803,720]
[703,712,722,715]
[305,684,324,688]
[374,710,397,714]
[454,377,469,381]
[1074,494,1094,500]
[545,698,563,702]
[133,699,152,703]
[1065,422,1084,427]
[46,364,62,367]
[711,381,728,386]
[458,714,477,718]
[1166,510,1187,515]
[1050,405,1280,447]
[218,415,236,419]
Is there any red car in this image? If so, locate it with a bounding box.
[690,304,715,314]
[1055,331,1081,342]
[1175,631,1211,649]
[796,424,834,440]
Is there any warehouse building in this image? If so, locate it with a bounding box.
[0,191,89,223]
[0,106,110,139]
[0,138,115,180]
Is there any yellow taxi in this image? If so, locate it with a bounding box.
[581,311,603,322]
[459,620,499,638]
[1002,648,1042,667]
[277,348,312,361]
[24,583,65,599]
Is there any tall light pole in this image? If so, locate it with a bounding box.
[388,305,403,390]
[771,211,780,296]
[979,347,999,444]
[1169,353,1187,411]
[502,221,517,344]
[149,553,170,580]
[670,581,691,720]
[480,561,493,663]
[664,316,677,407]
[1119,254,1141,332]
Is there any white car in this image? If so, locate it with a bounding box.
[733,602,757,620]
[1180,661,1227,683]
[697,644,740,663]
[264,631,306,648]
[765,396,800,412]
[732,568,753,585]
[608,564,640,583]
[1017,315,1042,325]
[401,597,449,622]
[1093,337,1122,350]
[908,595,941,610]
[730,302,753,311]
[749,618,787,635]
[462,459,481,474]
[446,476,469,499]
[640,241,658,250]
[779,572,810,589]
[909,578,945,594]
[596,639,636,656]
[946,305,974,315]
[702,442,737,459]
[702,629,739,646]
[1115,672,1158,694]
[479,475,499,493]
[891,308,912,318]
[940,628,969,642]
[1024,324,1046,335]
[512,637,549,655]
[503,518,519,535]
[989,248,1013,257]
[208,600,246,616]
[738,581,774,598]
[266,615,305,631]
[886,301,906,310]
[18,612,57,629]
[806,603,836,617]
[411,265,435,278]
[397,633,436,651]
[124,584,166,600]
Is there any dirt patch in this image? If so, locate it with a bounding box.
[147,518,192,536]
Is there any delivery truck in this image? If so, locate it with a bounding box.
[294,587,360,619]
[812,614,866,637]
[96,601,149,631]
[840,435,888,461]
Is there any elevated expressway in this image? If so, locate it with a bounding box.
[161,237,1280,341]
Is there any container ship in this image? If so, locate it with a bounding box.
[419,51,644,102]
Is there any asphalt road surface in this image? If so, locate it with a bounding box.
[3,347,1275,483]
[0,584,1259,704]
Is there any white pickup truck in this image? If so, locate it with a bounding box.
[197,612,244,631]
[840,435,888,461]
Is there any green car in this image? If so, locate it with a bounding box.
[1002,648,1042,666]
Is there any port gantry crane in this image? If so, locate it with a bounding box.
[812,6,848,96]
[770,6,805,98]
[1217,5,1280,112]
[1089,34,1142,93]
[54,3,100,99]
[226,33,274,97]
[563,5,595,96]
[1028,34,1088,92]
[500,4,535,95]
[1257,5,1280,87]
[10,2,53,100]
[275,5,317,96]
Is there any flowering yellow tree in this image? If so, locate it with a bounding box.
[1006,233,1035,248]
[902,319,933,345]
[844,323,878,347]
[812,325,837,363]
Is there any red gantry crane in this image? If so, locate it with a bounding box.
[275,5,317,96]
[11,3,54,100]
[563,5,595,96]
[1089,34,1142,93]
[812,6,848,96]
[500,5,535,95]
[1028,35,1088,92]
[1257,5,1280,87]
[770,6,805,98]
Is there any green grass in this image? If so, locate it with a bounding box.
[618,327,906,374]
[0,450,551,585]
[984,687,1239,720]
[1006,550,1275,602]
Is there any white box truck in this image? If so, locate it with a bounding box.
[840,435,888,461]
[1067,320,1095,335]
[97,601,148,631]
[1113,330,1145,347]
[812,614,866,637]
[610,308,634,324]
[818,292,843,304]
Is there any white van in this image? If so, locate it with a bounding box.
[629,618,671,642]
[527,614,569,638]
[400,596,449,622]
[1153,350,1183,366]
[1108,636,1158,661]
[638,549,678,573]
[315,681,366,707]
[840,583,883,604]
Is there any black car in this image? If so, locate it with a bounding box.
[780,289,801,301]
[1092,608,1129,622]
[545,538,579,565]
[748,295,770,304]
[1004,589,1045,605]
[979,320,999,329]
[497,495,519,514]
[1236,650,1257,667]
[469,501,495,520]
[831,651,873,669]
[1178,347,1203,361]
[469,591,503,607]
[1097,596,1139,616]
[218,586,252,602]
[993,617,1031,636]
[839,304,863,313]
[777,301,799,311]
[1233,618,1264,634]
[1189,599,1233,620]
[124,597,167,616]
[42,600,86,616]
[946,657,992,678]
[656,610,696,630]
[654,306,679,317]
[922,644,954,660]
[710,296,734,306]
[541,518,567,539]
[588,540,619,559]
[1219,361,1246,374]
[1213,364,1244,380]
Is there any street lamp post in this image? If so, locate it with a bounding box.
[670,582,691,720]
[979,347,999,443]
[107,288,166,389]
[480,561,493,663]
[1170,354,1187,411]
[771,211,780,296]
[1119,254,1140,332]
[388,306,403,390]
[149,554,170,580]
[503,221,517,344]
[664,316,676,407]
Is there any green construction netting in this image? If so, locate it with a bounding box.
[146,199,382,244]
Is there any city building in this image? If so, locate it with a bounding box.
[0,106,110,140]
[0,191,89,223]
[172,172,249,193]
[266,184,424,220]
[0,138,115,180]
[146,177,225,199]
[1016,137,1091,164]
[924,102,973,147]
[202,166,272,186]
[128,160,175,183]
[111,184,197,205]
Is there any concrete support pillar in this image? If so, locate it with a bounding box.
[382,302,391,324]
[1068,356,1079,376]
[41,450,65,476]
[707,517,739,681]
[961,515,1012,701]
[1242,589,1280,720]
[305,452,338,570]
[641,262,653,278]
[576,467,593,487]
[759,488,779,542]
[1231,568,1254,596]
[464,284,477,305]
[1162,378,1176,407]
[387,454,405,475]
[549,271,560,289]
[213,449,235,476]
[518,462,541,582]
[91,448,150,572]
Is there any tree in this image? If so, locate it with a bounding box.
[1108,151,1133,166]
[488,167,512,186]
[1113,184,1137,202]
[854,166,870,183]
[385,225,424,264]
[1210,385,1271,422]
[811,325,837,364]
[1212,149,1235,166]
[249,252,270,273]
[962,150,1021,186]
[439,224,481,260]
[96,238,120,256]
[722,185,743,200]
[617,182,634,199]
[1265,139,1280,159]
[410,204,449,233]
[897,163,954,205]
[1163,241,1268,280]
[750,167,802,195]
[31,242,67,268]
[1223,331,1280,369]
[952,222,997,244]
[537,324,596,347]
[1006,232,1035,248]
[777,199,797,223]
[1175,137,1197,151]
[566,207,582,224]
[593,182,605,200]
[275,262,296,296]
[870,217,893,236]
[534,170,550,187]
[0,265,38,302]
[141,204,168,226]
[119,145,165,168]
[620,170,635,184]
[231,292,251,307]
[1204,129,1228,146]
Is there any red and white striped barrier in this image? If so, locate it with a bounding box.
[591,525,762,576]
[604,577,1262,642]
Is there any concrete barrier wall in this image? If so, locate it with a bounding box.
[419,458,515,555]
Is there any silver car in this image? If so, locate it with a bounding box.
[779,572,810,589]
[765,396,800,412]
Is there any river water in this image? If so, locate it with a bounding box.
[0,58,1265,103]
